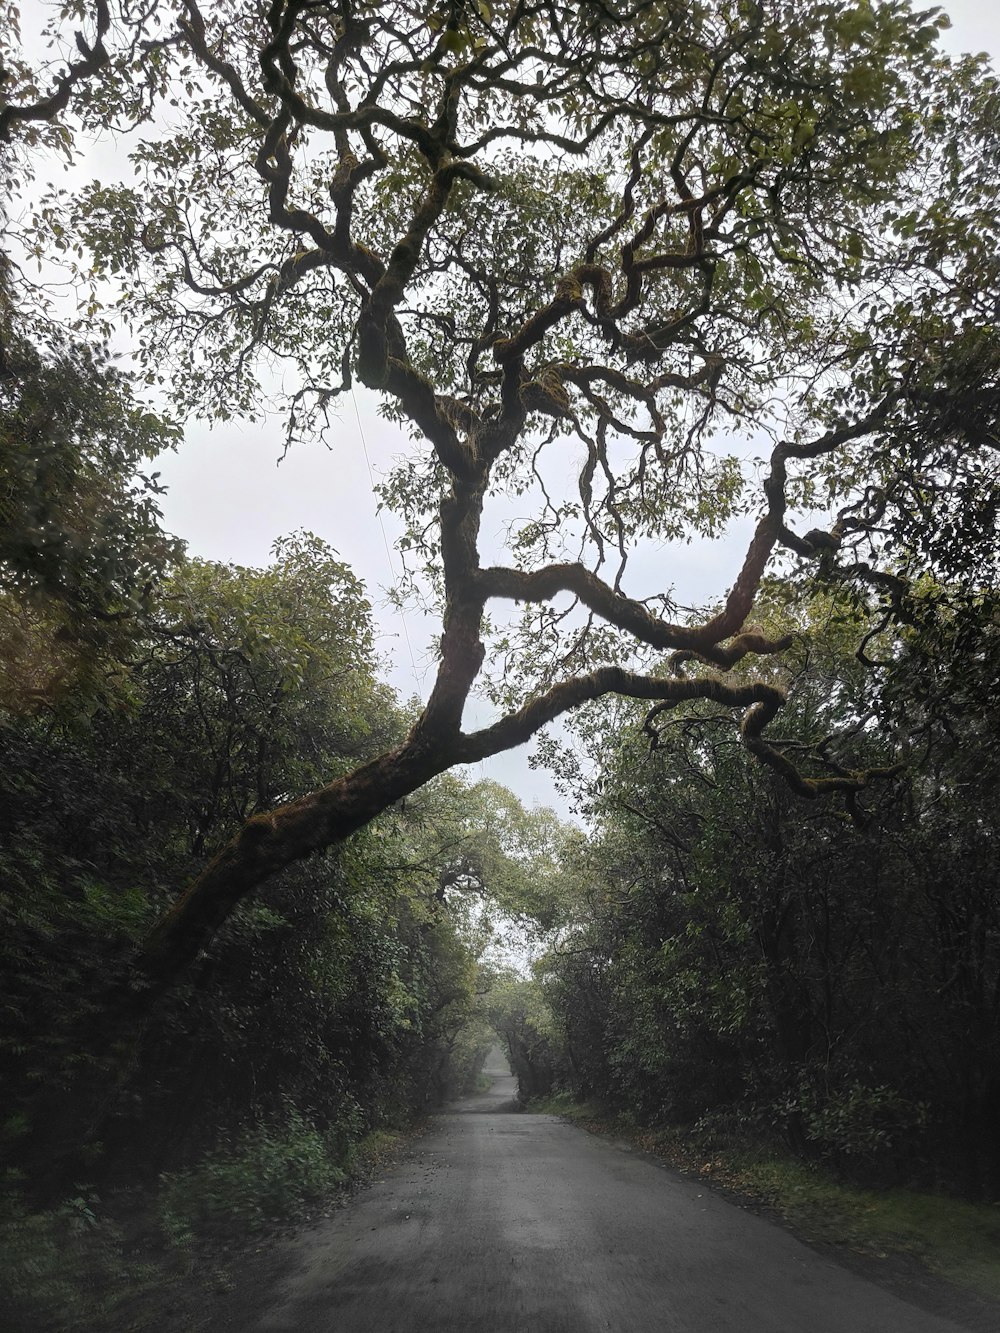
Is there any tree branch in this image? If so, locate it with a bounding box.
[0,0,110,143]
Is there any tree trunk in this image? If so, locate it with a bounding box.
[21,733,457,1200]
[140,734,454,991]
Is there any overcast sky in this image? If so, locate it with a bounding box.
[143,1,1000,817]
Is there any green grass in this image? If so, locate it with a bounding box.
[711,1151,1000,1301]
[531,1095,1000,1303]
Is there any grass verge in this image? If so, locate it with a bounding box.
[531,1094,1000,1307]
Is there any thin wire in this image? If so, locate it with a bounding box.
[350,387,423,698]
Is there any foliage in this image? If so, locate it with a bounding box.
[482,970,565,1102]
[0,513,571,1318]
[528,1098,1000,1305]
[0,266,181,712]
[536,593,1000,1195]
[0,530,399,1177]
[0,498,566,1290]
[4,9,1000,1317]
[157,1105,347,1240]
[110,532,394,856]
[0,1187,151,1333]
[793,1081,929,1168]
[396,774,582,938]
[3,0,999,995]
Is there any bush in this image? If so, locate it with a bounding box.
[0,1185,150,1333]
[157,1108,347,1244]
[796,1081,929,1171]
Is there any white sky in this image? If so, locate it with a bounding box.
[131,1,1000,816]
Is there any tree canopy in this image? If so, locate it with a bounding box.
[0,250,180,711]
[3,0,1000,984]
[528,586,1000,1194]
[0,502,567,1210]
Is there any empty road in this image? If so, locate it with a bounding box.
[225,1057,970,1332]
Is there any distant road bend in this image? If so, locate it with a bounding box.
[235,1055,968,1332]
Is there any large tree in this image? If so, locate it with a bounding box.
[4,0,999,993]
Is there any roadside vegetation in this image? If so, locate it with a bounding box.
[3,1,1000,1326]
[532,1094,1000,1305]
[0,294,571,1326]
[489,593,1000,1306]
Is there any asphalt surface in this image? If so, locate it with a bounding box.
[236,1057,969,1332]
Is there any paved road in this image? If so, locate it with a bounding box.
[238,1061,969,1332]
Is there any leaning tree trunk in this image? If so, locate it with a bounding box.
[19,730,459,1201]
[140,734,456,989]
